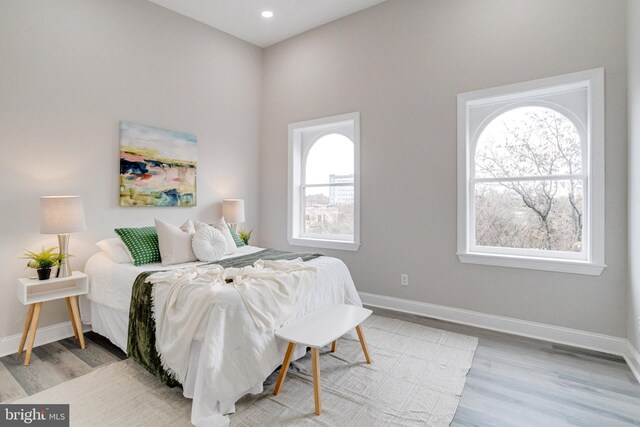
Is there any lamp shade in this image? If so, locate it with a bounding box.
[40,196,87,234]
[222,199,245,224]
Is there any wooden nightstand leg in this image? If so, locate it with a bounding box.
[68,296,85,350]
[311,347,322,415]
[24,303,42,365]
[273,342,295,395]
[331,340,337,353]
[66,297,79,340]
[18,305,35,357]
[355,324,372,364]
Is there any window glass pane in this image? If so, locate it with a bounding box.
[475,180,583,252]
[305,133,354,185]
[475,107,582,179]
[304,186,354,237]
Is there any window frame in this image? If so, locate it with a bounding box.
[457,69,605,275]
[288,112,361,251]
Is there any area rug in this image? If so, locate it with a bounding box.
[15,315,478,426]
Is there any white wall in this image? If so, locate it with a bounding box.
[628,0,640,351]
[0,0,262,337]
[260,0,629,336]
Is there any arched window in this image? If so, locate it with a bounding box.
[473,106,584,253]
[457,69,605,275]
[303,133,355,237]
[289,113,360,251]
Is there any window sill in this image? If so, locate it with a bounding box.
[457,252,606,276]
[288,237,360,252]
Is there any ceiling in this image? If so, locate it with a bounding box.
[147,0,387,48]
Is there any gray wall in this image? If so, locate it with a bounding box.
[0,0,262,337]
[260,0,629,336]
[628,0,640,351]
[0,0,631,343]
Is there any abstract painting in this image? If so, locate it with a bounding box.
[119,121,197,207]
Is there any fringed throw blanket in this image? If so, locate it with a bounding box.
[127,249,322,388]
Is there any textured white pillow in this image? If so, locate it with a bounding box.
[180,219,195,234]
[210,217,238,255]
[155,218,197,266]
[192,223,227,262]
[96,238,133,264]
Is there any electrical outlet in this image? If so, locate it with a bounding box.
[401,274,409,286]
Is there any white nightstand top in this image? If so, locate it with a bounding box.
[17,271,89,305]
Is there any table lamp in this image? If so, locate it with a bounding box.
[222,199,245,231]
[40,196,87,277]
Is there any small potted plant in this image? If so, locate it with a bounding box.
[238,228,254,245]
[21,247,66,280]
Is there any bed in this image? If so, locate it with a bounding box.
[83,245,362,427]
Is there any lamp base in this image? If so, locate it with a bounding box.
[58,233,72,277]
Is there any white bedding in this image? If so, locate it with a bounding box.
[86,245,263,313]
[84,246,362,427]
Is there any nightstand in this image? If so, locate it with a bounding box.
[17,271,89,365]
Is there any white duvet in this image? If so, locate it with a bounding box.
[84,246,362,427]
[149,259,318,383]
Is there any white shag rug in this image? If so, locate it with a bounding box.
[16,315,478,426]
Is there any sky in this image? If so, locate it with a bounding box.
[305,133,354,185]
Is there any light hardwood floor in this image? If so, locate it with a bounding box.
[372,308,640,427]
[1,311,639,426]
[0,332,125,403]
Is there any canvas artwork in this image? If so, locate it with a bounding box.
[119,121,197,207]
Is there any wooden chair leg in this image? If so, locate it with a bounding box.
[331,340,336,353]
[68,296,85,350]
[355,324,372,364]
[66,298,79,340]
[24,303,42,365]
[311,347,322,415]
[273,342,295,395]
[18,305,35,357]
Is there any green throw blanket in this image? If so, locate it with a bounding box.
[127,248,323,387]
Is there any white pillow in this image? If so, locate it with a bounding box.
[180,219,195,234]
[192,223,227,262]
[155,218,198,266]
[96,238,133,264]
[209,217,238,255]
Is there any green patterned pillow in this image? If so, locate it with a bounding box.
[228,226,245,247]
[114,226,161,266]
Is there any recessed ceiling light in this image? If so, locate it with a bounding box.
[261,10,274,18]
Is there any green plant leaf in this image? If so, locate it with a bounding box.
[20,246,65,270]
[238,228,254,245]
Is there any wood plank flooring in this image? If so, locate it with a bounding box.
[0,332,125,403]
[1,311,639,426]
[371,308,640,427]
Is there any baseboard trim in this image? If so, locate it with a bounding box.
[0,321,91,358]
[360,291,639,381]
[624,340,640,382]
